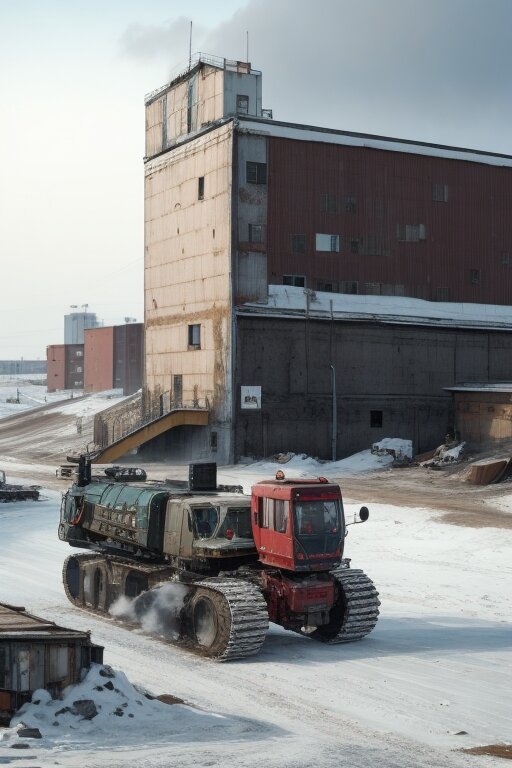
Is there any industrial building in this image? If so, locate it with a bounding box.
[141,54,512,463]
[0,602,102,723]
[47,323,143,395]
[84,323,143,395]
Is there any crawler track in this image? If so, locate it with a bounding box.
[190,578,269,661]
[62,554,268,661]
[305,568,380,644]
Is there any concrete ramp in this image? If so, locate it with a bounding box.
[90,409,209,463]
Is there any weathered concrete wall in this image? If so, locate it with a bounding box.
[234,316,512,459]
[144,122,234,463]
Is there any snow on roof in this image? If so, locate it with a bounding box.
[444,383,512,393]
[238,117,512,168]
[238,285,512,332]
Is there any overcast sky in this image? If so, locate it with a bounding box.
[1,0,511,359]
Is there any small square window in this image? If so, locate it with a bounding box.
[370,410,383,428]
[291,234,306,254]
[246,161,267,184]
[198,176,204,200]
[320,194,337,213]
[188,324,201,348]
[249,224,264,244]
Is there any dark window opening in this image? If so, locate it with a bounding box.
[340,280,358,294]
[350,238,360,254]
[249,223,264,244]
[198,176,204,200]
[370,410,383,428]
[188,324,201,348]
[344,196,357,213]
[321,193,337,213]
[316,279,339,293]
[433,183,449,202]
[246,161,267,184]
[210,431,218,451]
[291,234,306,254]
[236,94,249,115]
[470,269,480,285]
[283,275,305,287]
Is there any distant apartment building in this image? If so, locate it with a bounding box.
[64,311,100,344]
[46,344,84,391]
[84,323,143,395]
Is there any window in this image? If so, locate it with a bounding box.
[210,431,218,451]
[433,183,449,202]
[397,224,426,242]
[340,280,358,294]
[76,350,83,357]
[274,500,288,533]
[76,366,83,373]
[435,286,449,301]
[316,279,339,293]
[188,324,201,348]
[198,176,204,200]
[370,410,383,428]
[470,269,480,285]
[249,223,264,244]
[364,236,387,256]
[344,196,357,213]
[316,233,340,252]
[283,275,305,287]
[236,94,249,115]
[246,161,267,184]
[291,234,306,254]
[261,498,271,528]
[350,238,360,254]
[321,193,337,213]
[502,252,510,266]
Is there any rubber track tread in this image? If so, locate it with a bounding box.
[326,568,380,644]
[193,578,269,661]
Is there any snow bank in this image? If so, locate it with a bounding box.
[3,664,226,749]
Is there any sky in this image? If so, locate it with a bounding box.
[1,0,511,359]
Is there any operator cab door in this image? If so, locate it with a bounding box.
[254,496,294,569]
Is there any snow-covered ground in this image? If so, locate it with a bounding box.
[0,377,511,766]
[0,469,510,767]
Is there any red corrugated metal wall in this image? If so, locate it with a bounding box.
[266,137,512,303]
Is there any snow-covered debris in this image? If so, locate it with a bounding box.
[4,663,229,750]
[372,438,413,459]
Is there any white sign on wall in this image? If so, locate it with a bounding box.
[241,386,262,409]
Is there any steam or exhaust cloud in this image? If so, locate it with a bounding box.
[110,584,189,640]
[119,16,207,61]
[200,0,512,151]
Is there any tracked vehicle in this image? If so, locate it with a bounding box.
[59,458,379,660]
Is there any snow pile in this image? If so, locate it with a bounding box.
[372,437,413,459]
[3,663,227,749]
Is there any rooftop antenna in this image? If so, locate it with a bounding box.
[189,20,192,70]
[246,30,249,64]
